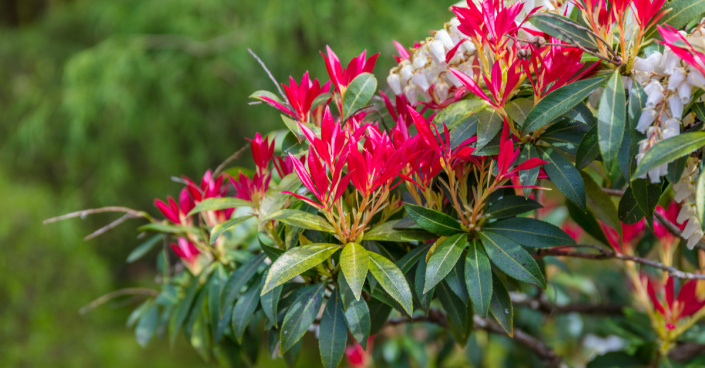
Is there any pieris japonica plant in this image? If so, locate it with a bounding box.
[49,0,705,366]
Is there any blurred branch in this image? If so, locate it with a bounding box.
[214,144,250,178]
[386,309,564,368]
[248,48,286,101]
[509,292,624,316]
[44,206,147,224]
[669,342,705,362]
[79,287,158,315]
[536,245,705,280]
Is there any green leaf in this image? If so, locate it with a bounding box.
[541,119,590,156]
[262,209,336,233]
[404,203,463,236]
[581,171,621,235]
[210,216,251,245]
[479,232,546,288]
[262,244,340,294]
[483,217,576,248]
[424,233,467,293]
[127,234,163,263]
[576,125,600,169]
[221,253,266,309]
[363,220,435,242]
[476,108,504,150]
[136,303,158,347]
[260,280,283,326]
[368,299,392,335]
[319,291,348,368]
[563,102,596,126]
[340,242,369,301]
[667,156,688,184]
[518,144,541,196]
[250,90,283,103]
[697,167,705,232]
[169,276,201,345]
[138,222,199,235]
[597,70,626,170]
[342,73,377,120]
[437,282,472,345]
[649,0,705,38]
[367,252,414,316]
[505,97,534,127]
[632,133,705,180]
[485,195,542,219]
[258,173,304,221]
[433,99,484,128]
[395,243,432,273]
[187,197,250,217]
[618,187,646,224]
[631,179,662,228]
[522,77,606,134]
[231,276,262,343]
[414,255,434,313]
[465,240,493,317]
[620,81,647,179]
[208,266,226,343]
[539,147,586,211]
[529,13,598,50]
[567,201,610,246]
[280,283,327,353]
[444,260,470,305]
[489,275,513,335]
[343,298,371,350]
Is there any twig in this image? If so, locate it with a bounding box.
[79,288,159,315]
[601,188,625,196]
[248,48,286,101]
[84,213,136,240]
[43,206,147,224]
[509,292,624,316]
[213,144,250,178]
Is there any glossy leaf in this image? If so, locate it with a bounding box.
[582,172,621,235]
[221,253,266,309]
[437,281,472,344]
[260,270,283,326]
[518,144,541,196]
[485,195,542,219]
[632,133,705,180]
[576,125,600,170]
[505,97,534,126]
[395,243,432,273]
[424,233,466,293]
[465,240,493,317]
[127,234,163,263]
[541,119,590,156]
[231,276,262,343]
[186,197,250,217]
[280,283,327,353]
[414,254,434,313]
[262,244,340,294]
[631,178,662,228]
[444,260,470,305]
[368,299,393,335]
[340,242,369,301]
[479,232,546,288]
[489,275,513,335]
[319,291,348,368]
[367,252,414,316]
[343,297,371,350]
[597,70,626,170]
[404,203,463,236]
[262,209,336,233]
[567,201,610,246]
[208,266,226,343]
[522,77,606,134]
[483,217,576,248]
[618,187,646,225]
[169,276,201,345]
[210,216,251,245]
[539,147,586,211]
[136,303,158,347]
[342,73,377,120]
[649,0,705,38]
[433,99,484,148]
[529,13,598,50]
[476,108,504,150]
[364,220,435,242]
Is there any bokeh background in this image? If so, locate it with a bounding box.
[0,0,455,366]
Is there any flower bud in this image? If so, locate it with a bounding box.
[668,95,684,119]
[636,108,657,133]
[429,40,447,64]
[435,29,455,49]
[678,81,693,103]
[687,68,705,87]
[387,73,402,95]
[404,85,418,105]
[434,82,450,102]
[645,83,665,108]
[658,49,680,75]
[400,64,413,84]
[668,68,686,90]
[412,72,430,91]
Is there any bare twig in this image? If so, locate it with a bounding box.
[248,48,286,101]
[83,213,136,240]
[510,292,624,316]
[79,288,159,315]
[43,206,147,224]
[213,144,250,178]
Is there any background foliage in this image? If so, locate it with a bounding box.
[0,0,452,366]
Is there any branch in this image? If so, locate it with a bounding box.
[509,292,624,316]
[79,287,159,315]
[214,144,250,178]
[248,48,286,101]
[43,206,147,224]
[669,342,705,362]
[536,245,705,280]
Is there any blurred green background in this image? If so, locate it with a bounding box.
[0,0,453,366]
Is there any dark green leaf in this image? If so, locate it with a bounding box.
[476,108,504,150]
[395,243,432,273]
[337,272,355,311]
[485,195,542,219]
[169,276,201,345]
[342,73,377,120]
[221,253,266,309]
[576,125,600,169]
[262,209,336,233]
[433,99,484,148]
[542,119,590,156]
[260,270,283,326]
[667,156,688,184]
[618,187,646,224]
[529,13,599,50]
[187,197,250,217]
[465,240,493,317]
[208,266,226,343]
[210,216,251,245]
[280,283,326,353]
[582,171,621,234]
[424,233,466,293]
[368,299,392,335]
[136,303,158,347]
[340,242,369,301]
[649,0,705,38]
[631,178,662,228]
[567,201,610,246]
[444,260,469,305]
[479,232,546,288]
[597,70,626,170]
[697,167,705,232]
[364,219,435,242]
[562,102,596,126]
[414,255,434,313]
[483,217,576,248]
[632,133,705,180]
[505,97,534,127]
[539,147,586,211]
[344,298,371,350]
[127,234,163,263]
[367,252,414,316]
[518,144,541,196]
[319,291,348,368]
[522,77,606,134]
[262,244,340,294]
[437,282,472,344]
[489,275,513,335]
[404,203,463,236]
[231,276,262,343]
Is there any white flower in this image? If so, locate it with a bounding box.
[434,29,455,49]
[668,68,686,90]
[387,73,402,95]
[636,108,657,133]
[668,95,684,119]
[677,81,693,104]
[687,231,703,249]
[429,40,447,64]
[658,49,681,75]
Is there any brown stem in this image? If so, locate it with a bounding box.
[79,288,159,315]
[213,144,250,178]
[44,206,149,224]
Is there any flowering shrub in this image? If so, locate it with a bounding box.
[50,0,705,366]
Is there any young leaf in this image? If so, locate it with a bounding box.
[221,253,266,309]
[342,73,377,120]
[483,217,576,247]
[479,232,546,288]
[529,13,599,50]
[424,233,467,293]
[521,77,606,134]
[597,70,626,170]
[186,197,250,217]
[364,220,435,242]
[485,195,542,219]
[465,240,493,317]
[343,297,371,350]
[262,244,340,294]
[631,179,662,228]
[210,216,251,245]
[632,133,705,180]
[367,252,414,316]
[476,108,504,150]
[340,242,369,301]
[539,147,587,211]
[575,125,600,169]
[136,303,158,347]
[231,276,262,343]
[319,291,348,368]
[404,203,464,235]
[280,283,327,353]
[127,234,164,263]
[261,209,336,233]
[489,275,513,336]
